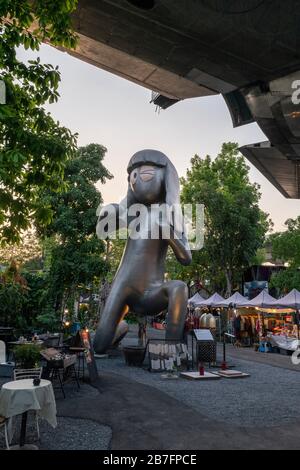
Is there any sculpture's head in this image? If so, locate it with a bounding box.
[126,150,180,206]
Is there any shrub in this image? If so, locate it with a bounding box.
[14,344,42,368]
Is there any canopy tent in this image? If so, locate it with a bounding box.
[195,292,225,308]
[242,290,277,308]
[217,292,249,308]
[188,292,205,307]
[236,307,293,315]
[273,288,300,310]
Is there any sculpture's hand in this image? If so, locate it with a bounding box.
[156,205,192,266]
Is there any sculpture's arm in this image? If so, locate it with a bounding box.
[96,198,128,238]
[168,227,192,266]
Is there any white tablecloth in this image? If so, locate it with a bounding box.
[0,379,57,427]
[270,335,299,351]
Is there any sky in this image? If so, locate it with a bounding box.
[20,44,300,232]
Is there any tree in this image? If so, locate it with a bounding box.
[270,216,300,292]
[0,261,28,328]
[0,0,78,244]
[0,229,41,265]
[180,142,271,296]
[271,217,300,267]
[38,143,112,320]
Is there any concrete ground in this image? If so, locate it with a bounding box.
[1,325,300,450]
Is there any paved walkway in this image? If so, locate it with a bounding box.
[226,343,300,372]
[56,371,300,450]
[55,326,300,449]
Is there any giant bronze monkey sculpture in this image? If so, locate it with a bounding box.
[94,149,192,354]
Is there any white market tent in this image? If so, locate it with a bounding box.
[195,292,225,308]
[273,288,300,310]
[188,289,300,311]
[188,292,205,307]
[218,292,249,308]
[243,290,278,308]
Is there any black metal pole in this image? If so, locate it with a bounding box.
[19,411,28,447]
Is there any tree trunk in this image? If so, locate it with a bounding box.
[224,269,233,298]
[97,279,111,319]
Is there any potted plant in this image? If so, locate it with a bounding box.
[123,345,146,367]
[14,344,42,369]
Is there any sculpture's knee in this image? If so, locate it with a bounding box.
[93,317,129,354]
[169,280,188,300]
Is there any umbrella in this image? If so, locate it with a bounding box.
[188,292,205,307]
[273,288,300,309]
[196,292,226,308]
[218,292,249,308]
[243,290,277,308]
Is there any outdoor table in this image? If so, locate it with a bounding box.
[8,340,44,346]
[270,334,299,352]
[0,378,57,450]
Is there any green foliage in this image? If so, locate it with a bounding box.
[39,144,112,242]
[179,142,272,295]
[269,216,300,293]
[38,144,112,317]
[22,271,47,325]
[0,0,78,244]
[0,261,29,328]
[251,248,267,266]
[14,343,41,368]
[271,217,300,268]
[35,307,60,332]
[0,281,27,327]
[270,268,300,293]
[105,238,127,281]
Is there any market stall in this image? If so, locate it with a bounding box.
[267,288,300,352]
[229,290,299,352]
[187,292,205,308]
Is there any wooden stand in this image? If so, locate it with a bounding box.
[180,371,221,380]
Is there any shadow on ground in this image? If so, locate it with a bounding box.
[56,371,300,450]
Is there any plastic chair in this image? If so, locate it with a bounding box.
[13,367,43,440]
[13,368,42,381]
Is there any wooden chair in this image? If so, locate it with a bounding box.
[13,367,43,440]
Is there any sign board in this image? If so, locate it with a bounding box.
[148,340,189,372]
[78,330,99,384]
[193,329,214,341]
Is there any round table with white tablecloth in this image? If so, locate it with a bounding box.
[0,379,57,449]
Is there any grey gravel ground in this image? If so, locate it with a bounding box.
[3,414,112,450]
[96,348,300,428]
[38,417,112,450]
[2,324,300,449]
[0,380,112,450]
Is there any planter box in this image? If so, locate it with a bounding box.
[123,346,146,367]
[0,362,15,378]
